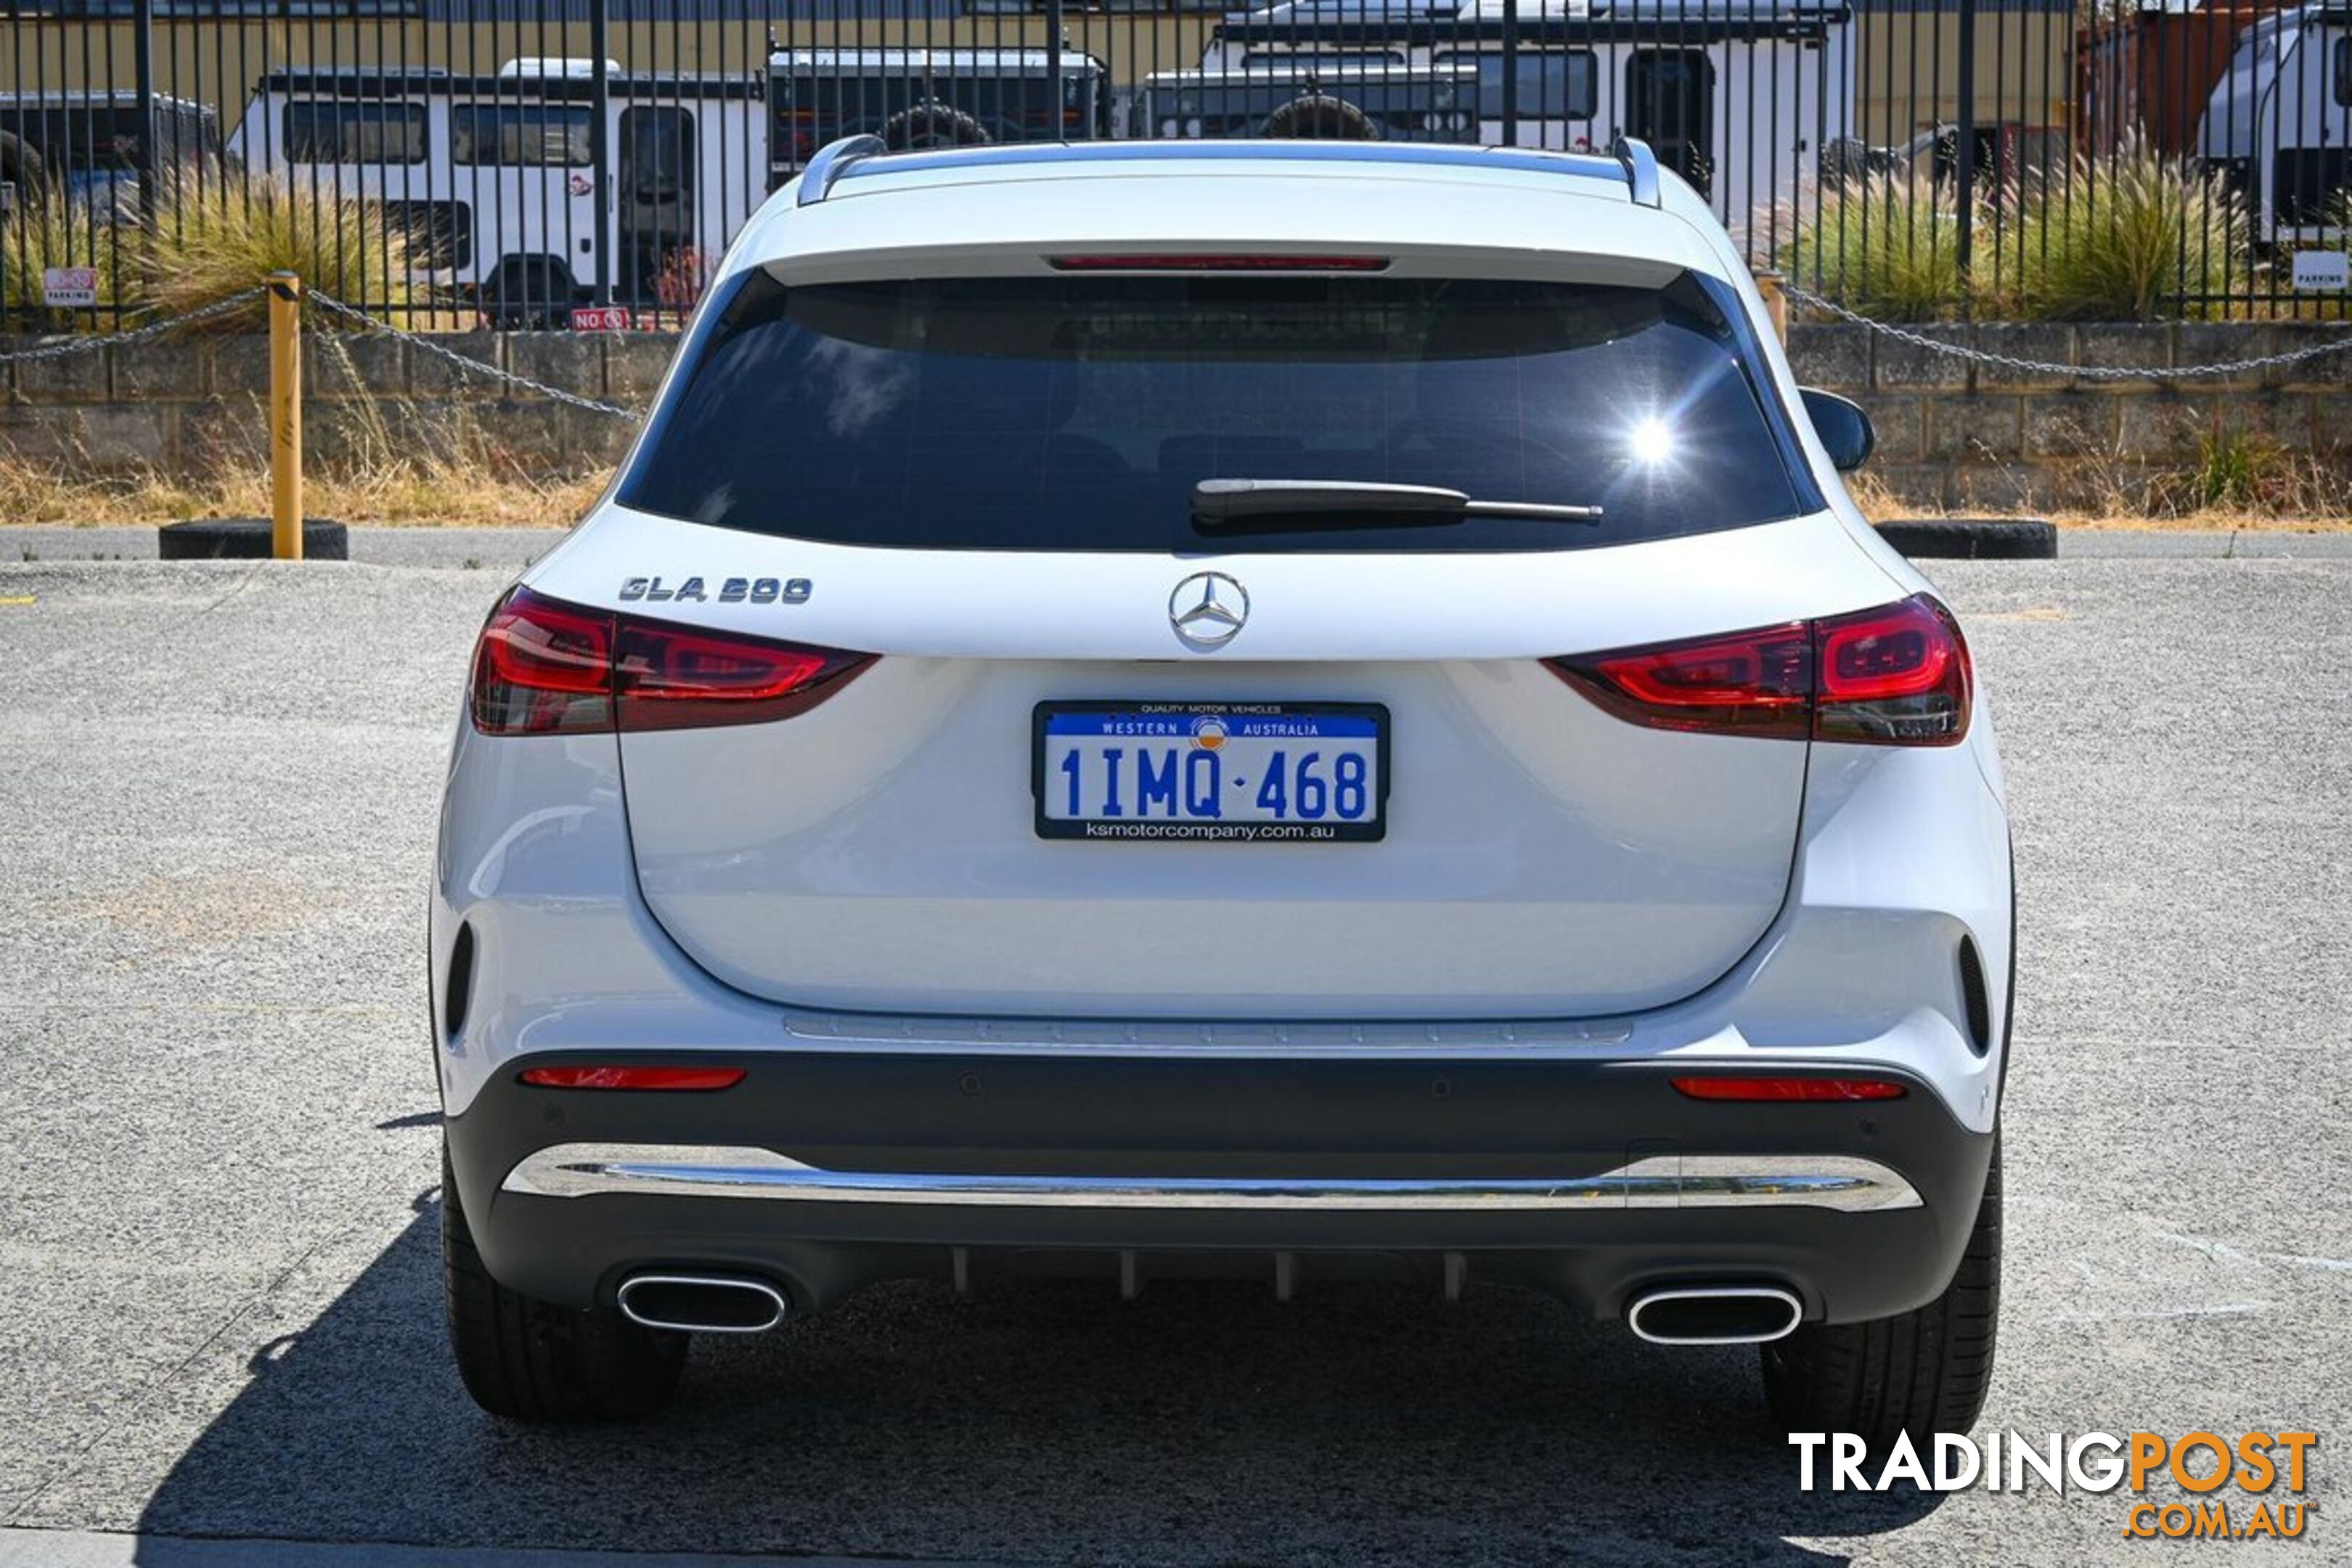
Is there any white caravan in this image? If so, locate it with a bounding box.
[231,50,1119,321]
[1188,0,1856,225]
[230,59,765,324]
[2197,3,2351,245]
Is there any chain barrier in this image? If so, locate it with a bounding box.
[0,287,645,421]
[14,280,2335,412]
[1782,285,2352,382]
[303,291,645,422]
[0,288,269,367]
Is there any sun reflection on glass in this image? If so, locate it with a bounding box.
[1629,417,1675,465]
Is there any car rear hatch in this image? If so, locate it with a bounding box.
[550,250,1906,1020]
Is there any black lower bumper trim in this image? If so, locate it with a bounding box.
[444,1050,1993,1326]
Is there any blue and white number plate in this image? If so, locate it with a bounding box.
[1034,701,1389,843]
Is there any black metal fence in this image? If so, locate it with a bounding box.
[0,0,2346,330]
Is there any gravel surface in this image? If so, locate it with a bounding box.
[0,556,2346,1566]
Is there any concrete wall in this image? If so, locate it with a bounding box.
[0,328,673,478]
[1787,319,2352,512]
[4,321,2346,514]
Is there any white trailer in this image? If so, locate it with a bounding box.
[1188,0,1855,227]
[2197,3,2351,245]
[229,58,767,324]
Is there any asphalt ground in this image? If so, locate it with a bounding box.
[1,547,2348,1567]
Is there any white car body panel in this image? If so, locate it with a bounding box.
[433,143,2012,1153]
[731,166,1711,289]
[430,717,2009,1135]
[531,508,1917,1018]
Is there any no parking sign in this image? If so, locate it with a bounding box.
[41,266,99,309]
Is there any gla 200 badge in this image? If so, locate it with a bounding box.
[618,575,812,605]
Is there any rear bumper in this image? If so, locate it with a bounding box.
[446,1052,1994,1326]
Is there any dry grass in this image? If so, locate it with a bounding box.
[1769,169,1977,323]
[2,449,2340,533]
[2009,140,2255,322]
[5,178,475,336]
[144,179,422,332]
[1841,457,2352,532]
[0,452,604,528]
[0,342,610,528]
[0,200,144,324]
[1771,136,2264,323]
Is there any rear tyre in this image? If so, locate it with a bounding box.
[480,257,576,332]
[1761,1138,2001,1451]
[1259,94,1380,142]
[0,130,50,210]
[880,103,991,150]
[441,1146,686,1422]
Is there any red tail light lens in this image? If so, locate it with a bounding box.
[471,590,613,735]
[1547,592,1970,747]
[470,587,873,736]
[1812,595,1972,746]
[518,1064,746,1091]
[1670,1075,1908,1101]
[1552,621,1812,740]
[614,621,868,732]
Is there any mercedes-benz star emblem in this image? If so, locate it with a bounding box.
[1169,571,1249,651]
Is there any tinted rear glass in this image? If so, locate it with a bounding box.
[620,271,1816,553]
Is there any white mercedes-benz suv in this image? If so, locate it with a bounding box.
[432,136,2011,1441]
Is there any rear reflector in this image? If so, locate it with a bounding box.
[1670,1076,1908,1102]
[518,1065,747,1091]
[1546,592,1970,747]
[470,587,873,735]
[1047,253,1391,271]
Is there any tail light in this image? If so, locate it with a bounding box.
[518,1064,746,1091]
[470,587,873,736]
[1670,1075,1908,1102]
[1811,595,1972,745]
[1548,593,1970,746]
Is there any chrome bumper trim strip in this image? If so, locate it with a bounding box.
[502,1146,1923,1213]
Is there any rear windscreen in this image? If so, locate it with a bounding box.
[619,270,1818,553]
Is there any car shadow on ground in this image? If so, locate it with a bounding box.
[131,1190,1943,1566]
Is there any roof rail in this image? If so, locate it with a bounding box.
[1610,135,1661,208]
[796,134,887,208]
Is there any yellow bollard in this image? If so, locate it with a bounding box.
[1753,269,1789,346]
[267,271,303,561]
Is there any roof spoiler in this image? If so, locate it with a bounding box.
[793,134,1668,211]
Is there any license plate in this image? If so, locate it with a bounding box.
[1034,701,1389,843]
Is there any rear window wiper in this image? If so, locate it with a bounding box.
[1191,478,1603,530]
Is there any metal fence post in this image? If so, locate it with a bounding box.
[1953,0,1979,303]
[589,0,612,310]
[1045,0,1066,137]
[1498,0,1520,149]
[131,0,157,231]
[268,272,303,563]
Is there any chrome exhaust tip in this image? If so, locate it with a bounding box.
[616,1273,789,1334]
[1626,1284,1802,1346]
